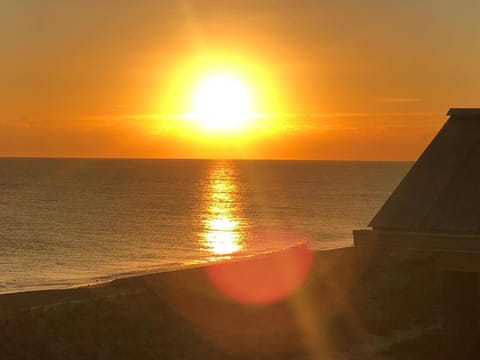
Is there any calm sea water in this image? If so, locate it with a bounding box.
[0,158,410,294]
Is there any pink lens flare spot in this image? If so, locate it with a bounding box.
[205,231,314,304]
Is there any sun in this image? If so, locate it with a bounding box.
[193,74,251,130]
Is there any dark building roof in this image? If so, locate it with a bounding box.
[369,108,480,234]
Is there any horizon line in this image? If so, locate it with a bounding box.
[0,155,415,162]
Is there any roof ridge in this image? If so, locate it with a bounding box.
[447,108,480,116]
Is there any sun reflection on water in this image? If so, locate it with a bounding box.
[200,164,244,258]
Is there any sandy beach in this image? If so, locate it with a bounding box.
[0,246,442,359]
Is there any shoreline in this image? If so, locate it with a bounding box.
[0,243,354,297]
[0,245,347,312]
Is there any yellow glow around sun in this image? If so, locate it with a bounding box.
[193,74,251,130]
[155,53,287,142]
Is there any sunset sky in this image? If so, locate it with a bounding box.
[1,0,479,160]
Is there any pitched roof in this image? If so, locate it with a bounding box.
[369,108,480,234]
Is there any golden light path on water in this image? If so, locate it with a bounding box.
[200,163,245,258]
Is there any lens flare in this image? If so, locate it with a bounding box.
[206,231,314,304]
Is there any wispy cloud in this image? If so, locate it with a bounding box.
[375,97,422,103]
[253,111,442,119]
[74,114,163,121]
[76,110,442,122]
[72,110,444,134]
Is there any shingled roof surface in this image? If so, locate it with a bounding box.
[370,109,480,234]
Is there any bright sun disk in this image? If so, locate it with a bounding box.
[193,74,251,130]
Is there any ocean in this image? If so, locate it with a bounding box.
[0,158,410,294]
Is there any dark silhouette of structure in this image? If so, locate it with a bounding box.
[354,108,480,359]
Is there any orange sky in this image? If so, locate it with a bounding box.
[1,0,480,160]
